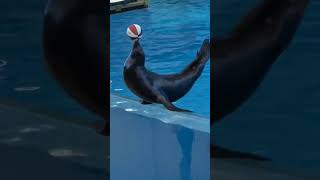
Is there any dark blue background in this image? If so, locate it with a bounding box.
[213,0,320,174]
[0,0,100,125]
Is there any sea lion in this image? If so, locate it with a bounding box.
[211,0,310,159]
[212,0,310,123]
[124,38,210,112]
[42,0,109,135]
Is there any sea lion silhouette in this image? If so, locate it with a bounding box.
[213,0,310,122]
[212,0,310,159]
[42,0,109,135]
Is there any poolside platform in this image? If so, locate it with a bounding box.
[110,95,319,180]
[110,94,210,180]
[3,94,318,180]
[110,0,148,14]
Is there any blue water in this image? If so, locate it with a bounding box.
[213,0,320,174]
[110,0,210,117]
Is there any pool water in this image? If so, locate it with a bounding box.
[213,0,320,175]
[110,0,210,117]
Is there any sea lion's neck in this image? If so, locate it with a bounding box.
[128,40,145,67]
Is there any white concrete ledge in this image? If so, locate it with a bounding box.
[111,94,210,133]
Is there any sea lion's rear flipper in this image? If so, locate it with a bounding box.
[140,99,153,104]
[97,121,109,136]
[181,39,210,74]
[163,101,192,112]
[213,0,310,61]
[211,145,270,161]
[230,0,309,38]
[196,39,210,64]
[157,92,192,112]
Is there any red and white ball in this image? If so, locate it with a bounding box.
[127,24,142,39]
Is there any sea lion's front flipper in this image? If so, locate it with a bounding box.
[156,92,192,112]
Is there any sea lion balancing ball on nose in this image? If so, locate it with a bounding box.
[127,24,142,39]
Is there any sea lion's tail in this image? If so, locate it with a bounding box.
[181,39,210,75]
[197,39,210,64]
[211,145,271,161]
[230,0,310,48]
